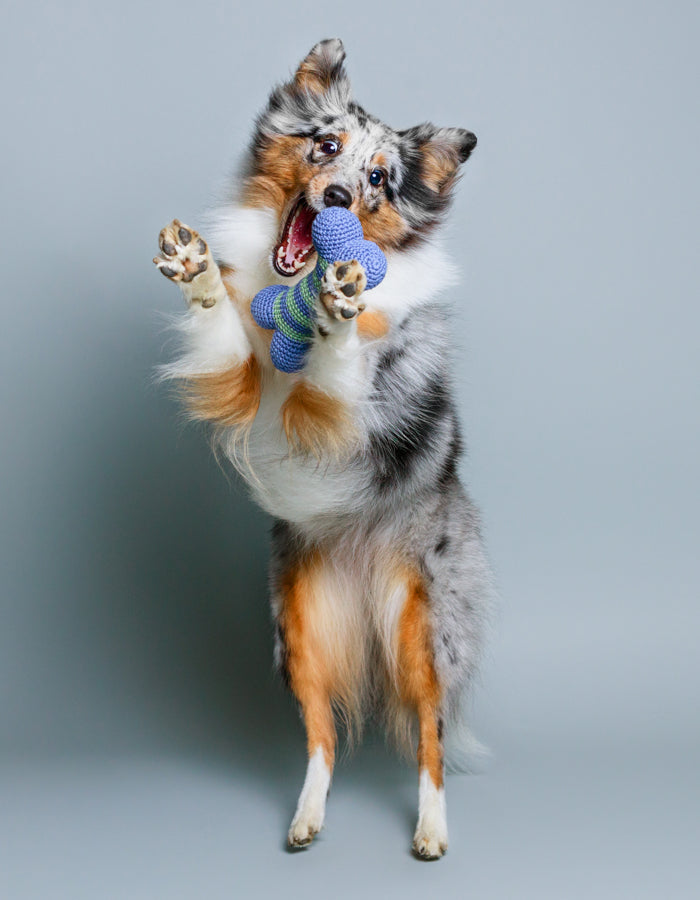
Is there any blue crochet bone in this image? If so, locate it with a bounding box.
[250,207,387,373]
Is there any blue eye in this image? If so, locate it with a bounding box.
[320,139,339,155]
[369,167,385,187]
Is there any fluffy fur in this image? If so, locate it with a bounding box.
[154,39,492,860]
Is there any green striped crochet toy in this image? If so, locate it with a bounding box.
[250,207,387,373]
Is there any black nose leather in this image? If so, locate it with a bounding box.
[323,184,352,208]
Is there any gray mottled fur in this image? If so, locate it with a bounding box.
[268,302,493,756]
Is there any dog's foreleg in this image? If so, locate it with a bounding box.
[154,219,252,375]
[303,259,368,398]
[280,260,368,456]
[154,221,261,425]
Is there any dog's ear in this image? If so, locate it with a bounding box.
[400,125,477,194]
[293,39,349,95]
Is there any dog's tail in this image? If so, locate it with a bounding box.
[444,719,490,775]
[387,702,490,773]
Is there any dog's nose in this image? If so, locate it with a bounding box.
[323,184,352,208]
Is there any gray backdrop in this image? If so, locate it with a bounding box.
[2,1,698,897]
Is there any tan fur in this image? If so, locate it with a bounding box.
[357,309,389,340]
[294,55,340,94]
[327,131,350,149]
[396,572,444,787]
[372,152,388,170]
[242,135,313,215]
[278,547,446,782]
[243,131,363,233]
[280,552,368,762]
[282,381,357,459]
[182,354,261,427]
[357,196,411,251]
[421,144,461,194]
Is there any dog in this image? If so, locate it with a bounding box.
[153,38,492,860]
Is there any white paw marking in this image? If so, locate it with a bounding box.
[287,747,331,849]
[412,769,448,860]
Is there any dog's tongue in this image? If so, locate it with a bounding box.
[276,199,316,275]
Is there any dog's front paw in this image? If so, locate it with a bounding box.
[153,220,221,307]
[154,220,208,283]
[319,259,367,324]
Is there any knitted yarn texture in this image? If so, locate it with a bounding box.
[250,207,387,373]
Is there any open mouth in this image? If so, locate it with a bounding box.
[273,195,317,276]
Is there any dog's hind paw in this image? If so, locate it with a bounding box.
[287,812,323,849]
[412,827,448,860]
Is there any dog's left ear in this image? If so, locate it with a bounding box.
[294,38,350,95]
[401,125,477,194]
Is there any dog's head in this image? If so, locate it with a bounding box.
[241,39,476,277]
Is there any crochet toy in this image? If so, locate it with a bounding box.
[250,207,387,373]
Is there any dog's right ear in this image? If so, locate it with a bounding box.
[293,39,349,95]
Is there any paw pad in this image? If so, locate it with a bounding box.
[153,219,210,284]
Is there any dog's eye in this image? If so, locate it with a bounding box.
[319,138,340,155]
[369,167,386,187]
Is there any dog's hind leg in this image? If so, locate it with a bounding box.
[286,703,335,849]
[277,554,338,849]
[396,572,449,860]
